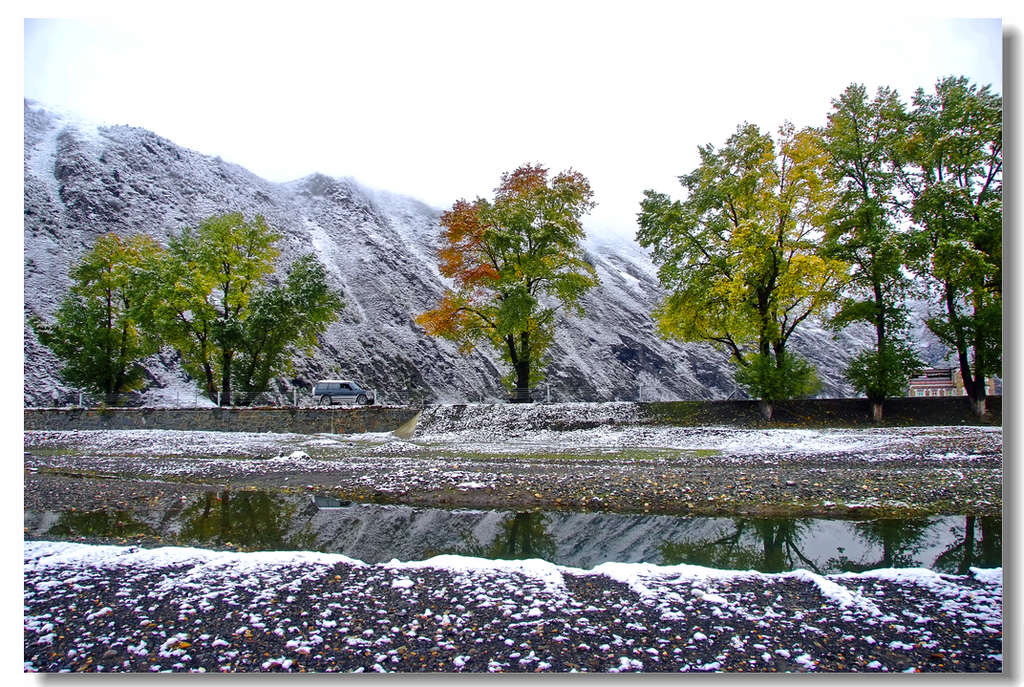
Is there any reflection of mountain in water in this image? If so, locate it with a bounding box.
[23,489,1000,573]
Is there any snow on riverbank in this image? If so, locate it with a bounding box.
[24,541,1001,673]
[25,421,1002,460]
[23,422,1002,517]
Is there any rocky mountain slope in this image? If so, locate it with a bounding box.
[24,100,879,406]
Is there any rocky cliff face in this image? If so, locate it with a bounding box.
[24,100,875,406]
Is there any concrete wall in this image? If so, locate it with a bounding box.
[24,406,421,435]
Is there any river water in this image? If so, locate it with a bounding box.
[25,488,999,575]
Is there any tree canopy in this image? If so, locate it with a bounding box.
[417,163,599,397]
[820,83,922,406]
[899,76,1002,412]
[36,213,344,405]
[637,122,846,404]
[232,253,344,394]
[152,212,283,401]
[32,233,163,396]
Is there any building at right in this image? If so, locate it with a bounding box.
[907,367,1001,397]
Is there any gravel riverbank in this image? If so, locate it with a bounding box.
[25,423,1002,518]
[24,541,1001,673]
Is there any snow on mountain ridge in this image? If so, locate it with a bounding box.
[23,100,866,406]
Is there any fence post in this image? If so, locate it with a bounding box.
[78,392,83,408]
[217,391,221,407]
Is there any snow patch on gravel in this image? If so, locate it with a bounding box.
[24,541,1003,673]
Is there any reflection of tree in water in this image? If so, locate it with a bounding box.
[429,512,557,562]
[47,509,154,538]
[179,490,317,551]
[660,518,821,573]
[484,512,556,560]
[659,519,760,571]
[826,518,934,573]
[933,515,1001,574]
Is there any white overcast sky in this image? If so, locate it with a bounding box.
[18,3,1010,241]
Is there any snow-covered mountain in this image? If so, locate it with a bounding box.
[24,100,873,406]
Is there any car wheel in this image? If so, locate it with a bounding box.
[357,394,368,405]
[319,395,331,406]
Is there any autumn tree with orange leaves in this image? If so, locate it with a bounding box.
[416,164,599,401]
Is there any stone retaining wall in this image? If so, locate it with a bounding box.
[24,396,1001,435]
[24,406,421,435]
[639,395,1001,428]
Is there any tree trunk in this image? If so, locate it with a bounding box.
[944,282,980,411]
[758,523,785,573]
[221,350,233,406]
[958,515,976,575]
[219,490,231,541]
[980,516,1000,567]
[512,331,532,403]
[872,279,890,415]
[203,362,216,399]
[969,317,988,418]
[104,289,115,395]
[758,400,773,422]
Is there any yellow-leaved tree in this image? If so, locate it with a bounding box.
[637,122,847,419]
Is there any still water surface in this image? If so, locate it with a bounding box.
[27,489,1000,574]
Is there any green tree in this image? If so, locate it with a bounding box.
[31,233,162,397]
[733,350,820,402]
[232,254,344,395]
[154,212,281,404]
[820,83,923,418]
[843,343,922,405]
[416,164,599,400]
[637,123,846,418]
[899,77,1001,416]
